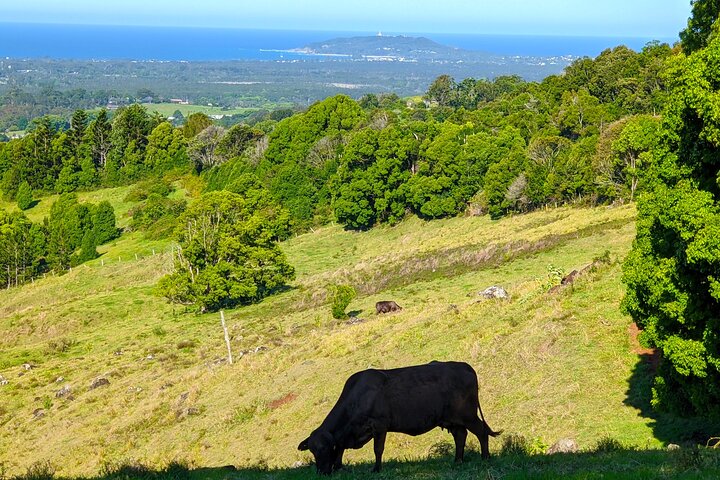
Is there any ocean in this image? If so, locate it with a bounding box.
[0,22,676,61]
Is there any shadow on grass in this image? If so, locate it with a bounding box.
[624,353,720,445]
[12,447,720,480]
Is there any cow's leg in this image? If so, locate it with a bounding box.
[372,431,387,473]
[450,427,468,463]
[333,448,345,472]
[467,417,491,459]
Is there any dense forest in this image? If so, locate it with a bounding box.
[0,43,673,290]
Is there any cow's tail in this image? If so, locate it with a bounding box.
[478,402,502,437]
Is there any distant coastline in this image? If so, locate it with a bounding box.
[0,23,676,61]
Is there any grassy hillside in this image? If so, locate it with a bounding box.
[1,199,718,478]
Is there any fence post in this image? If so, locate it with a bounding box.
[220,310,233,365]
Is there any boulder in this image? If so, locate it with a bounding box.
[0,375,8,386]
[547,438,579,454]
[89,377,110,390]
[32,408,45,420]
[667,443,681,451]
[55,385,73,399]
[479,286,508,300]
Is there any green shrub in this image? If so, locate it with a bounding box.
[16,181,33,210]
[15,461,55,480]
[593,436,627,453]
[123,179,173,202]
[329,284,357,319]
[92,201,120,245]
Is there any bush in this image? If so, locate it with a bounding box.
[130,195,186,238]
[593,436,627,453]
[329,284,357,319]
[500,434,548,456]
[123,179,173,202]
[16,181,33,210]
[92,201,120,245]
[15,461,55,480]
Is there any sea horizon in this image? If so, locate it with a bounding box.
[0,22,677,61]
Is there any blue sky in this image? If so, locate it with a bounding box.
[4,0,691,38]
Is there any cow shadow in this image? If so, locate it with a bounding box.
[624,352,720,445]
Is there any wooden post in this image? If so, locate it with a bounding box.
[220,310,233,365]
[135,253,139,260]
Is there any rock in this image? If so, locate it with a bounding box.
[55,385,73,399]
[178,391,190,404]
[89,377,110,390]
[667,443,681,451]
[0,375,8,386]
[447,304,459,314]
[113,350,124,356]
[55,376,64,383]
[292,461,307,468]
[479,286,508,300]
[32,408,45,419]
[22,363,34,371]
[186,407,200,416]
[547,438,579,454]
[345,316,365,325]
[127,386,143,393]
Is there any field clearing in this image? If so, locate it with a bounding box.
[140,102,291,118]
[1,201,718,478]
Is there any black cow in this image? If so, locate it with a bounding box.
[298,361,500,474]
[375,300,402,314]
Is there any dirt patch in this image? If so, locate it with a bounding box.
[629,322,660,372]
[268,392,297,410]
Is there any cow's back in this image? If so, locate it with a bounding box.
[369,362,479,435]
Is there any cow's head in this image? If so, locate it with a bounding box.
[298,429,336,475]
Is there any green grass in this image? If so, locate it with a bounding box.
[0,181,194,228]
[141,102,291,118]
[1,200,718,477]
[10,448,720,480]
[0,185,138,227]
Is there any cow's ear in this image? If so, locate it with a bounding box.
[298,438,310,451]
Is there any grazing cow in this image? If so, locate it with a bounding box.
[298,361,500,474]
[375,300,402,314]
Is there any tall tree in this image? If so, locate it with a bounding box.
[680,0,720,53]
[622,34,720,417]
[89,109,112,169]
[69,109,89,155]
[157,190,294,312]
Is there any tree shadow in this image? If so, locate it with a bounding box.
[31,447,720,480]
[346,309,363,317]
[624,352,720,445]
